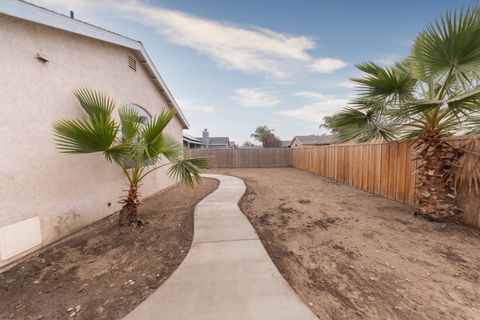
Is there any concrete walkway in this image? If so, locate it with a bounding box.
[123,174,318,320]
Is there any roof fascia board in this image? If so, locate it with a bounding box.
[1,0,141,50]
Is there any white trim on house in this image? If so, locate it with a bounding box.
[0,0,189,129]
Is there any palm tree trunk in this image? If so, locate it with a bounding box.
[119,185,141,226]
[414,134,459,221]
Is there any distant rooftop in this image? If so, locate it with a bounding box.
[293,135,335,146]
[204,137,230,146]
[280,140,292,147]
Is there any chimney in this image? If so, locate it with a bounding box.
[202,129,209,148]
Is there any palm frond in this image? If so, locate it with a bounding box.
[104,143,132,164]
[330,107,397,142]
[352,62,416,102]
[154,134,183,162]
[74,88,115,119]
[467,115,480,133]
[411,8,480,81]
[53,115,118,154]
[119,106,141,142]
[402,85,480,116]
[167,157,210,187]
[141,108,176,153]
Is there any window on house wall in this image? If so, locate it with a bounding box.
[126,104,152,124]
[123,104,153,169]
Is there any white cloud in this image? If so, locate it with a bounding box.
[295,91,329,99]
[177,99,215,113]
[311,58,347,73]
[278,93,348,123]
[32,0,347,77]
[113,0,317,76]
[231,88,281,108]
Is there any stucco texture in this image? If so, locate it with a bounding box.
[0,15,184,267]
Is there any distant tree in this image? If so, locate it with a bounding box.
[263,135,282,148]
[242,141,255,147]
[319,116,338,133]
[250,125,282,148]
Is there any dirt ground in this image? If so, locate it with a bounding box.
[215,168,480,320]
[0,178,218,320]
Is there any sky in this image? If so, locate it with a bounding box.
[31,0,476,145]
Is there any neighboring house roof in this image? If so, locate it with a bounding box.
[183,134,203,144]
[207,137,230,146]
[1,0,189,129]
[184,135,233,147]
[280,140,292,147]
[290,135,335,147]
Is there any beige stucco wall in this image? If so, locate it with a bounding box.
[0,15,184,267]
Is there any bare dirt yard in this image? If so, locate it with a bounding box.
[0,178,218,320]
[215,168,480,320]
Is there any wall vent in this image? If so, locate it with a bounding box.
[128,55,137,71]
[0,217,42,261]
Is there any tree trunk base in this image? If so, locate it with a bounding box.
[413,208,462,223]
[119,203,143,227]
[413,135,462,223]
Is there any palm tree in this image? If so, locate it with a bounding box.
[319,116,338,133]
[53,89,209,226]
[330,8,480,221]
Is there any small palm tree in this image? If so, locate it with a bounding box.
[330,8,480,221]
[53,89,209,226]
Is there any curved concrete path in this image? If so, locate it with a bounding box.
[123,174,318,320]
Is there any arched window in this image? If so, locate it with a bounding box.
[123,104,153,169]
[126,103,152,124]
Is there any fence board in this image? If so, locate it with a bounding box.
[395,142,407,202]
[387,143,397,200]
[362,145,370,191]
[356,146,362,189]
[380,144,390,198]
[373,145,382,194]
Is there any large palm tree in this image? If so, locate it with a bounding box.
[329,8,480,221]
[53,89,209,226]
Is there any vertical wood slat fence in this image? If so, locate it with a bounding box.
[185,148,293,168]
[184,138,479,227]
[292,141,416,205]
[292,137,480,227]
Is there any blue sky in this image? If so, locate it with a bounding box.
[33,0,475,144]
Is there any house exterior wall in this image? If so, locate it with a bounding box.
[0,15,183,267]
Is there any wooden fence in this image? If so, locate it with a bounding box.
[185,148,293,168]
[293,141,416,205]
[292,137,480,227]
